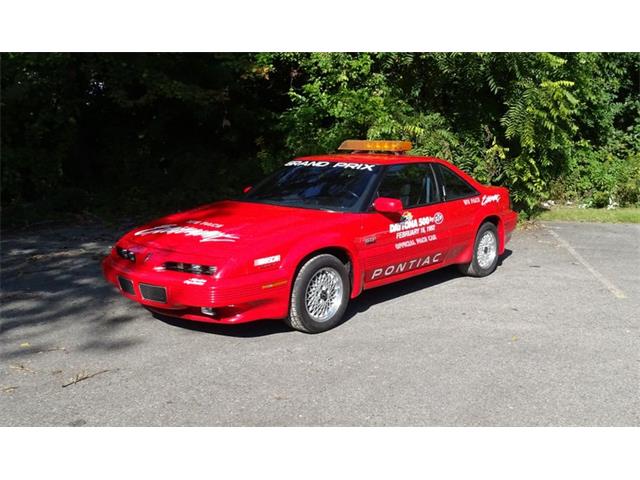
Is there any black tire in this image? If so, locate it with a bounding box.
[458,222,500,277]
[286,254,351,333]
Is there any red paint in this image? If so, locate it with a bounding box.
[372,197,403,215]
[102,153,517,324]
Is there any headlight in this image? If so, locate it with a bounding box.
[116,246,136,262]
[164,262,216,275]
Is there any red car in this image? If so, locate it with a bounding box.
[102,140,517,333]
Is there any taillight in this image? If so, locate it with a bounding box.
[164,262,217,275]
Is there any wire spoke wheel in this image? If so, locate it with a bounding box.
[304,267,343,322]
[476,230,497,269]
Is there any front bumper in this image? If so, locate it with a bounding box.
[102,255,290,324]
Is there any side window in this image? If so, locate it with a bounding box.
[377,163,439,209]
[434,164,478,201]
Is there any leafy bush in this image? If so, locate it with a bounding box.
[550,123,640,207]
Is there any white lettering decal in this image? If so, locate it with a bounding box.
[481,194,501,206]
[254,255,281,267]
[285,160,330,167]
[135,224,239,243]
[395,240,416,250]
[389,212,444,233]
[463,196,481,206]
[285,160,375,171]
[396,228,420,239]
[333,162,375,171]
[369,253,444,280]
[184,277,207,286]
[186,220,223,228]
[395,234,437,250]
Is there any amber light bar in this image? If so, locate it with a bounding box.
[338,139,413,152]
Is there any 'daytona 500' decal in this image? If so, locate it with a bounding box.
[388,211,444,250]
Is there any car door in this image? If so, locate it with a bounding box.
[357,162,452,285]
[431,163,482,261]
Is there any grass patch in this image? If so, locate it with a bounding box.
[537,206,640,224]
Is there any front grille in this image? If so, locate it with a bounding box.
[118,276,135,295]
[139,283,167,303]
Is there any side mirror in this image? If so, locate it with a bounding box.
[372,197,403,215]
[243,185,253,194]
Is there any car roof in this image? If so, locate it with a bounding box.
[295,153,451,165]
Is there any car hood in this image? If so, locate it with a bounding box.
[124,200,347,254]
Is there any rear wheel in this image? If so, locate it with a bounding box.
[286,254,350,333]
[458,222,499,277]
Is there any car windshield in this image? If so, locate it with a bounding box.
[242,161,381,211]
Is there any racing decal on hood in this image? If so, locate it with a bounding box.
[134,220,239,243]
[481,194,501,206]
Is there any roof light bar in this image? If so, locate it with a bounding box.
[338,139,412,153]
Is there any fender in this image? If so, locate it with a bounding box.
[454,191,508,265]
[460,214,502,261]
[280,232,363,299]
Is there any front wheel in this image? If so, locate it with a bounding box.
[458,222,499,277]
[286,254,350,333]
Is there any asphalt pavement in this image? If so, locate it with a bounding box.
[1,221,638,426]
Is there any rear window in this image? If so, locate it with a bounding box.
[434,164,478,201]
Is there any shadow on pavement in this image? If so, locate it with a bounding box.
[152,249,514,336]
[151,311,293,337]
[0,224,142,360]
[342,249,513,324]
